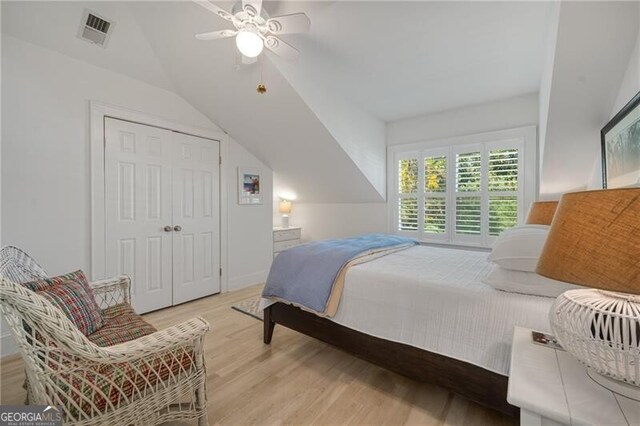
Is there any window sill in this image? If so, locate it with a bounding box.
[417,241,491,252]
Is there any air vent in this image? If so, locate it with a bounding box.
[78,9,114,47]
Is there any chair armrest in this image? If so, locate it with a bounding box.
[90,275,131,309]
[83,316,210,363]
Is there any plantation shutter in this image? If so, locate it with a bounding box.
[392,129,531,247]
[488,148,519,236]
[397,157,419,231]
[423,154,447,235]
[455,150,482,238]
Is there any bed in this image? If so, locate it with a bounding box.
[263,245,555,416]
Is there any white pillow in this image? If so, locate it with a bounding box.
[488,225,550,272]
[482,264,584,298]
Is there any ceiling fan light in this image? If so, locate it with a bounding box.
[236,30,264,58]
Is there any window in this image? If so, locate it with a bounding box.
[390,127,536,247]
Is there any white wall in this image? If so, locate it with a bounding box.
[387,93,539,146]
[539,1,639,198]
[538,2,561,177]
[587,15,640,189]
[227,139,273,290]
[613,28,640,115]
[279,203,387,242]
[273,57,387,201]
[273,173,386,242]
[1,35,272,355]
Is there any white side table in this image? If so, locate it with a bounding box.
[508,326,640,426]
[273,227,302,258]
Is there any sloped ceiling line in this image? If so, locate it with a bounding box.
[126,1,385,203]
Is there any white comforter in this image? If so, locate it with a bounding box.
[331,245,553,376]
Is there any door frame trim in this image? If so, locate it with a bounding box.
[90,101,229,293]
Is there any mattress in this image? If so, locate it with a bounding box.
[330,245,553,376]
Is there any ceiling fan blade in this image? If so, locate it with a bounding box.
[264,36,300,61]
[242,0,262,18]
[195,29,237,40]
[266,13,311,35]
[193,0,236,23]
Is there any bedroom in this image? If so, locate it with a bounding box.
[0,0,639,425]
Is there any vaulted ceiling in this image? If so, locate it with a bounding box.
[273,1,552,121]
[2,1,554,203]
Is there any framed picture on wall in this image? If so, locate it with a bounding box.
[601,90,640,189]
[238,167,263,205]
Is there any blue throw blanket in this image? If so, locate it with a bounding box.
[262,234,416,316]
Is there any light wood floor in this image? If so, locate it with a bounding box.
[0,284,517,425]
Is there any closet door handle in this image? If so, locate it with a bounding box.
[173,225,182,232]
[163,226,173,232]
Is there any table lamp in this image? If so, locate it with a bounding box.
[537,188,640,399]
[279,199,292,228]
[525,201,559,225]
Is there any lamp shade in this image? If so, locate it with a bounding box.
[525,201,558,225]
[536,188,640,294]
[279,200,292,215]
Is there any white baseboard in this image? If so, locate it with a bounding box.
[228,270,267,292]
[1,333,18,357]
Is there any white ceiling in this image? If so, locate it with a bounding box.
[1,1,555,203]
[276,1,553,121]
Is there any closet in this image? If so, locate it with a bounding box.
[104,118,220,313]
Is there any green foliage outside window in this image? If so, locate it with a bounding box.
[398,149,519,236]
[488,149,519,235]
[399,159,418,193]
[424,156,446,233]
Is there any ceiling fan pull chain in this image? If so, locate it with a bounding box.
[257,55,267,94]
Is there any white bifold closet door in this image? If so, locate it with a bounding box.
[171,133,220,305]
[104,118,220,314]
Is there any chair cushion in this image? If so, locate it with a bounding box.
[62,348,196,417]
[57,305,193,417]
[88,304,157,347]
[23,270,104,335]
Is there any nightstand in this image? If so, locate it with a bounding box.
[508,326,640,426]
[273,227,302,258]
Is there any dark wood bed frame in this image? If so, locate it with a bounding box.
[264,302,518,417]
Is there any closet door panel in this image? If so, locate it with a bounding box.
[105,118,173,313]
[172,133,221,304]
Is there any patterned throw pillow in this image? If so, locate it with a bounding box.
[23,270,104,336]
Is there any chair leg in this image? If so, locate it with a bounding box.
[198,412,208,426]
[195,378,208,426]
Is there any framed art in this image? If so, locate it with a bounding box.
[601,90,640,189]
[238,167,262,205]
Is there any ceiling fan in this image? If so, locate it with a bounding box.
[193,0,310,61]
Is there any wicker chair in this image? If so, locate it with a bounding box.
[0,245,49,283]
[0,246,210,426]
